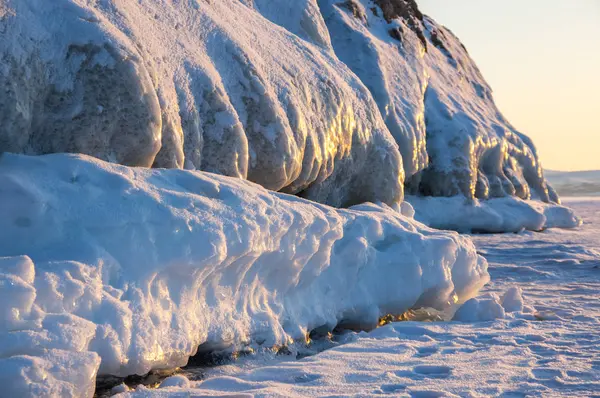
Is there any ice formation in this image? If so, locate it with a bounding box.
[0,153,489,395]
[0,0,568,214]
[0,0,404,208]
[317,0,561,203]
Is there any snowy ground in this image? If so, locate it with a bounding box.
[118,198,600,397]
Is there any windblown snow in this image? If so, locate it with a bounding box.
[0,0,569,220]
[0,153,488,396]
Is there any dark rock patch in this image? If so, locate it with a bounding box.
[373,0,423,23]
[373,0,427,49]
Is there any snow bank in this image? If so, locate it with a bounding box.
[0,153,488,393]
[0,0,403,208]
[408,195,581,233]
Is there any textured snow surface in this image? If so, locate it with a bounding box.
[115,199,600,397]
[0,153,489,395]
[408,195,581,233]
[0,0,403,208]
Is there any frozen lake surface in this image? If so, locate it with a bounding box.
[120,199,600,397]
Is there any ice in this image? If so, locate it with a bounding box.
[0,152,488,394]
[0,0,403,208]
[0,0,576,231]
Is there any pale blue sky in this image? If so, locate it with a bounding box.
[418,0,600,171]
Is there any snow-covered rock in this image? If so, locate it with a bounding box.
[0,153,489,393]
[0,0,403,208]
[319,0,559,203]
[453,294,505,322]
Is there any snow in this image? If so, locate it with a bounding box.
[114,198,600,397]
[451,293,506,322]
[0,153,489,395]
[0,0,403,208]
[407,194,581,233]
[0,1,591,395]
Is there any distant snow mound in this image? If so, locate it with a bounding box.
[0,0,403,208]
[318,0,559,203]
[0,153,488,394]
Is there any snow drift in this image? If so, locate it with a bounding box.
[0,153,489,396]
[0,0,403,208]
[408,195,581,233]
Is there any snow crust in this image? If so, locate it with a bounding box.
[0,153,488,394]
[0,0,403,208]
[408,195,581,233]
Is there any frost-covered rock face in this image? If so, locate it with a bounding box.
[318,0,559,204]
[0,153,489,393]
[0,0,567,219]
[0,0,403,208]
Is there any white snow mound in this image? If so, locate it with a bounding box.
[408,195,581,233]
[0,153,488,394]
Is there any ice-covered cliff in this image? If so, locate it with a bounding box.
[0,0,572,225]
[316,0,558,203]
[0,0,403,208]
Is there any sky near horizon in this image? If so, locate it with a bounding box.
[418,0,600,171]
